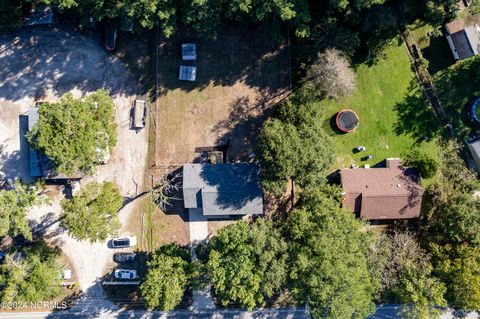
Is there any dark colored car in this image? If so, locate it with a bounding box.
[104,22,117,51]
[113,252,137,263]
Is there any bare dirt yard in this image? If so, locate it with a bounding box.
[155,26,291,166]
[0,26,148,306]
[148,27,290,245]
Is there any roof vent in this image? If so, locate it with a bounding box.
[397,184,401,187]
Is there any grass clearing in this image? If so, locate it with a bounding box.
[318,41,439,169]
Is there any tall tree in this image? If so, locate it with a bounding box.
[422,141,480,247]
[420,141,480,311]
[27,90,117,176]
[206,219,288,310]
[257,100,334,195]
[61,181,122,243]
[180,0,310,39]
[385,232,446,319]
[306,48,356,99]
[0,181,44,240]
[122,0,177,37]
[0,242,62,303]
[287,190,376,319]
[430,244,480,311]
[141,244,191,310]
[403,147,438,179]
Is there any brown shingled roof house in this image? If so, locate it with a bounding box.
[340,159,423,220]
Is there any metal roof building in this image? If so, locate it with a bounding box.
[182,163,263,216]
[182,43,197,61]
[468,139,480,172]
[179,66,196,81]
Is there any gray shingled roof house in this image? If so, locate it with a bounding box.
[445,17,480,60]
[182,163,263,216]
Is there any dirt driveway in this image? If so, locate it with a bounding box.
[0,27,148,299]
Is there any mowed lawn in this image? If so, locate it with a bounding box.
[318,41,439,169]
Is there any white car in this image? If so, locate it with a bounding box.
[114,269,137,280]
[111,236,137,248]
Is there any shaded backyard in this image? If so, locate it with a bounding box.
[155,26,290,166]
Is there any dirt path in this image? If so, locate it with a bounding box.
[0,28,148,297]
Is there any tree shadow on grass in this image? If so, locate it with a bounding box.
[394,80,444,143]
[433,56,480,137]
[207,87,290,164]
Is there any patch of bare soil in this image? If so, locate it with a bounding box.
[154,26,290,166]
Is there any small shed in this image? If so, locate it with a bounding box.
[179,66,197,81]
[445,17,480,60]
[182,43,197,60]
[468,139,480,172]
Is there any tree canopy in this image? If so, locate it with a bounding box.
[140,244,191,310]
[287,188,376,319]
[422,141,480,248]
[403,148,439,179]
[306,48,356,99]
[0,181,44,240]
[61,181,122,243]
[206,219,288,310]
[27,90,117,176]
[0,242,62,303]
[385,232,446,319]
[257,99,335,195]
[420,142,480,311]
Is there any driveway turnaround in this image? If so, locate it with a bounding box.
[0,28,148,299]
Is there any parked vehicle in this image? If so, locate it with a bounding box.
[114,269,137,279]
[132,100,147,129]
[111,236,137,248]
[104,22,117,51]
[113,252,137,263]
[24,7,53,27]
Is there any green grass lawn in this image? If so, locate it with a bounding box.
[317,41,439,169]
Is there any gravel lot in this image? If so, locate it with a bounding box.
[0,27,148,299]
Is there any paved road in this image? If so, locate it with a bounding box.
[0,308,311,319]
[0,305,478,319]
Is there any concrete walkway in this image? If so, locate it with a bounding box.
[188,208,215,310]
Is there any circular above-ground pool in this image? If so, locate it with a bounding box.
[336,109,359,133]
[470,97,480,124]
